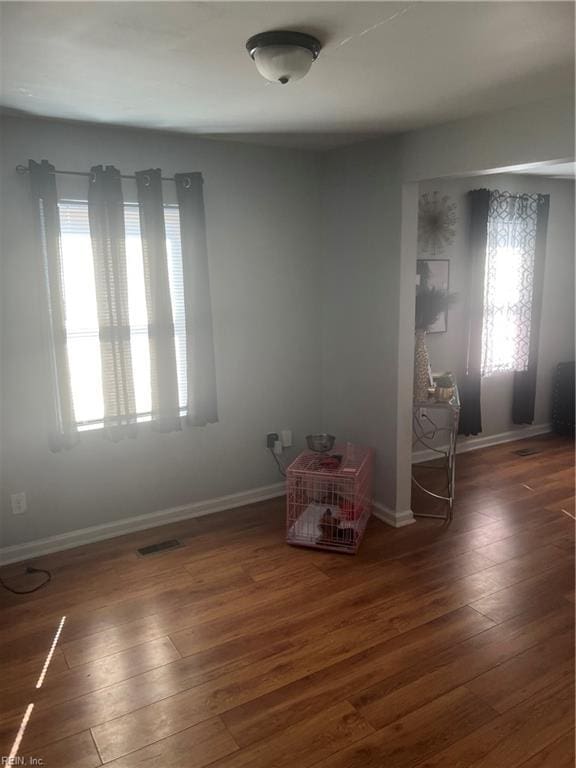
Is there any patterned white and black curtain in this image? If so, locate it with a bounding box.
[460,189,549,435]
[482,194,545,370]
[512,194,549,423]
[483,191,549,423]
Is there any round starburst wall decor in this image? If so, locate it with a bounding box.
[418,192,457,255]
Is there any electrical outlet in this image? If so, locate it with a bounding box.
[266,432,279,449]
[11,492,27,515]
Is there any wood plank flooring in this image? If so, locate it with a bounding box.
[0,434,573,767]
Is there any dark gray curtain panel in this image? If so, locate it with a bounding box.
[29,159,78,450]
[175,173,218,426]
[512,194,550,424]
[136,169,181,433]
[458,188,490,437]
[88,165,137,439]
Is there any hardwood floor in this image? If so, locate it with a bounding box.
[0,434,574,767]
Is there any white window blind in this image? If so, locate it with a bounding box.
[59,201,187,430]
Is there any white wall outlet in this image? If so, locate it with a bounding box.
[280,429,292,448]
[273,440,283,455]
[11,491,27,515]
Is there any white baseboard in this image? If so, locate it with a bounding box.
[413,423,552,464]
[0,482,286,566]
[372,502,415,528]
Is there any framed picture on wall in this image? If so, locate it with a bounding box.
[416,258,450,333]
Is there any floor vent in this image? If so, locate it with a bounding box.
[137,539,184,557]
[514,448,541,457]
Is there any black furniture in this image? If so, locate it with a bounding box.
[552,362,575,436]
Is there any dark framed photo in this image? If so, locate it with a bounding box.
[416,258,450,333]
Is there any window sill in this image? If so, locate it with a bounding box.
[481,370,526,380]
[76,410,187,432]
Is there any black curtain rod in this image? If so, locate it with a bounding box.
[15,164,175,182]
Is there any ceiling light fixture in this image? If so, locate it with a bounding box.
[246,30,322,85]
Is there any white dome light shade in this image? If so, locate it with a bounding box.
[253,45,314,84]
[246,31,321,85]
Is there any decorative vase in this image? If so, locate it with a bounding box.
[414,329,433,402]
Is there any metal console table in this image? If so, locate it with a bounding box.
[412,375,460,522]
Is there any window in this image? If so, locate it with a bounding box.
[480,193,539,377]
[59,201,186,430]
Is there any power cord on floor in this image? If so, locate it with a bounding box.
[269,447,287,478]
[0,566,52,594]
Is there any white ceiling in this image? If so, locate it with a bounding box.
[1,2,574,149]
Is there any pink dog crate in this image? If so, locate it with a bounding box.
[286,444,373,554]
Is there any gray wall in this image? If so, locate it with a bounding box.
[0,115,322,546]
[319,95,574,518]
[320,138,403,510]
[1,94,574,547]
[420,173,575,439]
[401,97,575,181]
